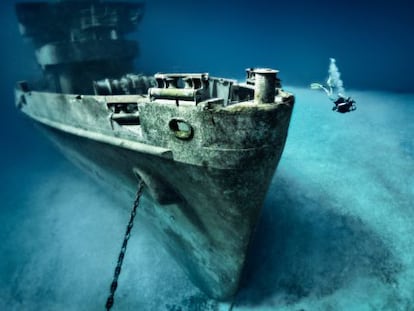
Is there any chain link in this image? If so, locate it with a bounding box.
[105,180,145,310]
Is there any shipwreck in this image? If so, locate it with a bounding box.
[14,0,295,301]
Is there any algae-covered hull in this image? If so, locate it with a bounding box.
[16,84,293,299]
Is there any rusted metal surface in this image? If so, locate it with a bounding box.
[16,72,294,299]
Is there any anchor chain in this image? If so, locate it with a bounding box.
[105,180,145,310]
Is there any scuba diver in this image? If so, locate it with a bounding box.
[311,58,356,113]
[332,96,356,113]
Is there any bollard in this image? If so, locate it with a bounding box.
[253,68,278,104]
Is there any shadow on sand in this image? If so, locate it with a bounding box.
[236,171,402,308]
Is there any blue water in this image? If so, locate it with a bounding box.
[1,1,414,310]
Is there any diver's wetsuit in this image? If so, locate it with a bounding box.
[333,96,356,113]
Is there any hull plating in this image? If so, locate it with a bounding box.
[37,120,284,299]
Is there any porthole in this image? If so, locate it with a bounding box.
[169,119,193,140]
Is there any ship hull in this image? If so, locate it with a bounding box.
[36,121,279,299]
[16,81,293,300]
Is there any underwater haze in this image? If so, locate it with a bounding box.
[1,0,414,310]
